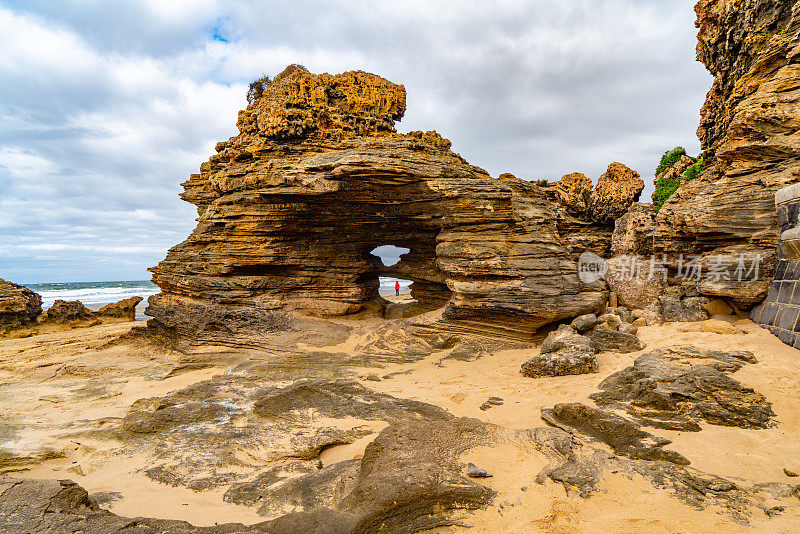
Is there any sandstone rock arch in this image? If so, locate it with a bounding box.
[147,66,643,340]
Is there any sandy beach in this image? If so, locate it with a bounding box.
[1,311,799,532]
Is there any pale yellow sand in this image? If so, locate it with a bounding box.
[2,316,799,531]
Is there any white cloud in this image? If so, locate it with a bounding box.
[0,1,711,283]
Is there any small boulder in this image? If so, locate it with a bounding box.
[42,300,95,323]
[571,313,597,332]
[466,462,492,478]
[606,307,634,323]
[541,324,595,354]
[521,348,598,378]
[641,305,664,326]
[96,296,143,321]
[619,323,638,335]
[0,279,42,331]
[632,318,647,327]
[479,397,504,411]
[703,298,734,316]
[701,319,744,335]
[660,296,709,322]
[588,328,645,353]
[597,313,623,331]
[683,297,711,321]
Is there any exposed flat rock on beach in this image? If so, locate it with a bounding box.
[2,312,800,532]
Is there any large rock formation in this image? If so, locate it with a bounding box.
[648,0,800,307]
[0,279,41,332]
[148,66,643,340]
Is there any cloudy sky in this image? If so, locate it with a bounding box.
[0,0,710,283]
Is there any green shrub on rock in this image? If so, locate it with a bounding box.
[653,156,703,212]
[655,146,686,176]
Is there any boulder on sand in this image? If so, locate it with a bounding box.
[521,348,598,378]
[97,296,143,321]
[41,300,95,323]
[0,279,41,331]
[701,319,743,335]
[540,324,596,355]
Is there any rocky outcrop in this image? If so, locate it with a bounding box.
[610,203,655,257]
[119,377,454,491]
[148,66,643,341]
[548,165,644,259]
[96,296,142,321]
[34,297,145,327]
[591,346,774,431]
[589,163,645,224]
[646,0,800,307]
[41,300,95,323]
[542,403,690,465]
[0,279,41,331]
[521,313,646,378]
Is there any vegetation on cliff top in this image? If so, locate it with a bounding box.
[247,74,272,104]
[655,146,686,176]
[653,147,703,212]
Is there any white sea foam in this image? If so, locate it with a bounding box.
[378,277,412,296]
[28,278,407,311]
[27,281,159,309]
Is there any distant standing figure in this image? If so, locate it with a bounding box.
[395,280,400,296]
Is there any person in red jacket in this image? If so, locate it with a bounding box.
[395,280,400,296]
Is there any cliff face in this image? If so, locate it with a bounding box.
[148,67,642,340]
[653,0,800,306]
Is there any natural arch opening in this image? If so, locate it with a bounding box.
[370,245,410,267]
[379,277,413,299]
[361,242,451,318]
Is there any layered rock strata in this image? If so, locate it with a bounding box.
[148,66,643,339]
[645,0,800,307]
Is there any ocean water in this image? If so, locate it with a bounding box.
[378,277,412,296]
[27,280,159,309]
[25,278,409,313]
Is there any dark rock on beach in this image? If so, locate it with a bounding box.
[587,327,646,353]
[521,348,598,378]
[0,279,42,331]
[542,403,690,465]
[591,346,774,430]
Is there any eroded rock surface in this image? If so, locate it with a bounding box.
[119,378,452,490]
[542,403,689,465]
[540,324,596,355]
[96,296,143,321]
[648,0,800,307]
[146,66,646,342]
[591,346,774,431]
[587,327,646,353]
[0,279,41,332]
[521,348,598,378]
